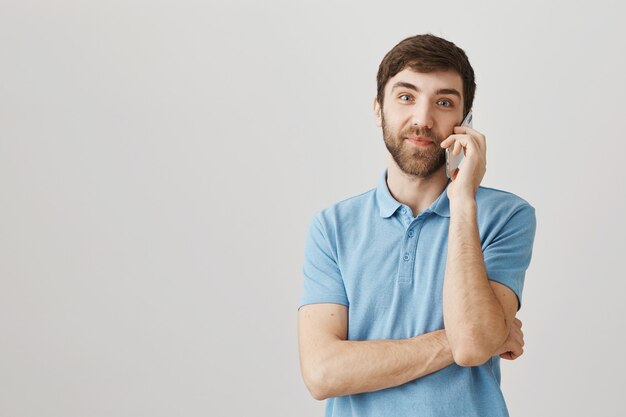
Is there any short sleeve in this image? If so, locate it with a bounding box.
[299,214,349,308]
[483,203,536,309]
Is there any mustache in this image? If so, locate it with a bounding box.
[400,126,443,144]
[400,126,444,145]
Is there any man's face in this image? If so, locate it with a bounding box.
[374,69,465,178]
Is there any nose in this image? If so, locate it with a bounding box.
[411,102,434,129]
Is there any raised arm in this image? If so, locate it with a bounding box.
[298,303,454,400]
[441,126,531,366]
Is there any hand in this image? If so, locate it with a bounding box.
[440,126,487,202]
[495,317,524,360]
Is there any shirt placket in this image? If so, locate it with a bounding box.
[397,206,427,284]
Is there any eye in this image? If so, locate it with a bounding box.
[399,94,413,102]
[437,99,453,107]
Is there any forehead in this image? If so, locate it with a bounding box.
[385,68,463,96]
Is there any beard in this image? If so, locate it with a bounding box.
[382,113,446,178]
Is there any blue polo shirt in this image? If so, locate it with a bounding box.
[300,170,536,417]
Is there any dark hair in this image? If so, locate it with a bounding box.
[376,34,476,115]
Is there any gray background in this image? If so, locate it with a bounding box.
[1,0,624,416]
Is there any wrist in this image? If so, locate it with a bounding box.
[449,197,477,216]
[447,182,478,204]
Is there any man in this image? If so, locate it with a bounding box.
[297,34,536,417]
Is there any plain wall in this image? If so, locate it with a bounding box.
[1,1,624,416]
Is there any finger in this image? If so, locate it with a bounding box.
[440,137,455,148]
[447,134,479,153]
[454,138,464,156]
[501,350,523,361]
[441,134,468,149]
[500,351,518,361]
[453,126,486,152]
[453,126,485,141]
[453,126,474,134]
[441,133,470,147]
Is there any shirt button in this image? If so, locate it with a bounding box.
[400,207,407,214]
[403,253,410,261]
[408,229,414,237]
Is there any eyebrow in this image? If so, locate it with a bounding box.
[391,82,462,98]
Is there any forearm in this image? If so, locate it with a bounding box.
[302,329,453,400]
[443,199,508,366]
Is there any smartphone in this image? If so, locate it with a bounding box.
[445,110,473,179]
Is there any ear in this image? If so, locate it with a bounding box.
[373,97,382,127]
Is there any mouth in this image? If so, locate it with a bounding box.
[405,136,434,147]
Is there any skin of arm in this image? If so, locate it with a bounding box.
[298,303,454,400]
[298,302,523,400]
[441,126,520,367]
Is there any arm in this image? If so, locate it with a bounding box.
[443,200,517,366]
[299,184,530,397]
[441,126,519,366]
[298,303,454,400]
[298,302,525,401]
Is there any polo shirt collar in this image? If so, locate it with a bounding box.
[429,184,451,218]
[376,170,402,218]
[376,169,451,218]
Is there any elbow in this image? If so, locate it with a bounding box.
[306,383,332,401]
[452,348,492,367]
[301,363,335,400]
[450,333,506,367]
[449,320,509,367]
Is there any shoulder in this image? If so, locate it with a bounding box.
[476,185,532,208]
[476,186,534,215]
[475,186,536,235]
[312,188,377,227]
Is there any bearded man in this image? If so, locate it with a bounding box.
[298,34,536,417]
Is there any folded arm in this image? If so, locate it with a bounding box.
[298,303,454,400]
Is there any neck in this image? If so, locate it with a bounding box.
[386,154,449,217]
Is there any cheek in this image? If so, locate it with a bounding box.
[383,108,411,128]
[439,116,461,135]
